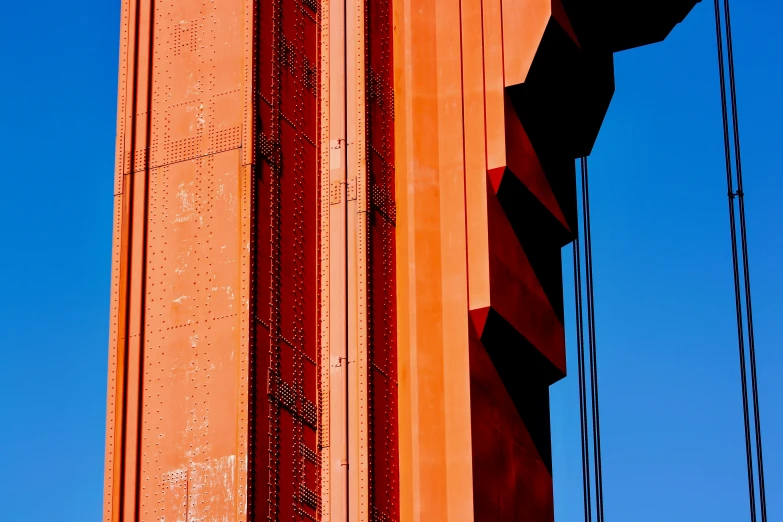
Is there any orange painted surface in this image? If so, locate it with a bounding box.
[106,0,699,520]
[105,0,252,520]
[391,0,699,521]
[501,0,551,86]
[392,0,475,520]
[107,0,395,520]
[322,0,345,520]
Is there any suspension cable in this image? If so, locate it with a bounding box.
[575,157,605,522]
[721,2,768,518]
[582,157,606,522]
[573,231,592,522]
[573,9,767,520]
[713,1,767,520]
[712,5,755,520]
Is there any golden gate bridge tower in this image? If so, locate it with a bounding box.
[104,0,769,520]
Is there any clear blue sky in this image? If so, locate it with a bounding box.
[0,1,779,520]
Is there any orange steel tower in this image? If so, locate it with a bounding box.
[104,1,698,521]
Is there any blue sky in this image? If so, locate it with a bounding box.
[551,2,783,521]
[0,1,779,520]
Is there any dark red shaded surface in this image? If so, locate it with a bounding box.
[551,0,580,46]
[491,92,570,235]
[470,321,554,522]
[367,0,400,518]
[484,181,566,375]
[472,9,598,519]
[252,0,321,519]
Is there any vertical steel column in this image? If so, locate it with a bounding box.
[391,0,475,520]
[323,0,349,518]
[366,0,400,517]
[104,1,154,519]
[105,0,258,519]
[346,0,369,518]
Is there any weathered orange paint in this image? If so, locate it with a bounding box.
[107,0,699,520]
[105,0,252,519]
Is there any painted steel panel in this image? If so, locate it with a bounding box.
[252,1,322,521]
[319,0,337,519]
[366,0,400,519]
[141,151,244,520]
[323,0,349,520]
[390,0,699,520]
[105,0,702,521]
[105,0,256,519]
[392,0,475,520]
[344,0,369,518]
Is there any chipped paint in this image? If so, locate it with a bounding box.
[106,0,298,520]
[158,456,237,522]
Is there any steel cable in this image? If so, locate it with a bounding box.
[575,157,605,522]
[721,2,769,519]
[581,157,606,522]
[573,232,593,522]
[713,1,767,520]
